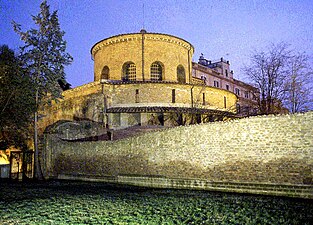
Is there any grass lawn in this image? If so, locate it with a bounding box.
[0,180,312,224]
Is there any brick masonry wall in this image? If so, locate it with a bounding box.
[45,112,313,195]
[38,82,237,133]
[92,32,194,82]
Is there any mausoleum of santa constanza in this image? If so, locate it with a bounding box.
[39,30,258,139]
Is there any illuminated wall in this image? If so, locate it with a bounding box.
[38,81,237,132]
[91,31,194,83]
[43,112,313,198]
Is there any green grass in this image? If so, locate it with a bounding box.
[0,180,312,224]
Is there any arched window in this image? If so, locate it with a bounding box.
[177,65,186,83]
[101,66,109,80]
[122,62,136,81]
[150,62,163,81]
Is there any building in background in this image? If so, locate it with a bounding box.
[195,54,259,117]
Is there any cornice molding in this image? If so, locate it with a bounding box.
[91,33,194,57]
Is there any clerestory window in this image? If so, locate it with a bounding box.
[177,65,186,83]
[101,66,109,80]
[150,62,163,81]
[122,62,136,81]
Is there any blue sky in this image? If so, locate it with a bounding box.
[1,0,313,87]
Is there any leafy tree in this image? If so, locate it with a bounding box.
[12,0,73,179]
[0,45,35,149]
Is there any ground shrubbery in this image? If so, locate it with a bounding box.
[0,181,312,224]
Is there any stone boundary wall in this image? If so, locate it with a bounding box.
[44,112,313,198]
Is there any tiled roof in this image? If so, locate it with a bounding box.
[107,106,235,115]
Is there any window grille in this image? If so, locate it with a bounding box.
[151,62,162,80]
[123,63,136,81]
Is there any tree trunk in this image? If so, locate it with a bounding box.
[33,88,43,180]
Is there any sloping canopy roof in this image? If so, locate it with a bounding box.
[107,106,235,116]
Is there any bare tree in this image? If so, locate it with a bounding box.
[283,53,313,113]
[244,43,291,114]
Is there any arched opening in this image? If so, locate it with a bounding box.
[177,65,186,83]
[122,62,136,81]
[101,66,109,80]
[150,62,163,81]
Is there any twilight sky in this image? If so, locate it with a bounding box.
[1,0,313,88]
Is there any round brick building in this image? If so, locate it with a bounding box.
[91,30,194,83]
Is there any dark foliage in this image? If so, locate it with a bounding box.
[0,45,35,148]
[12,0,73,178]
[12,0,73,105]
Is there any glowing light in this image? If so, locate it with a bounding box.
[0,151,9,165]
